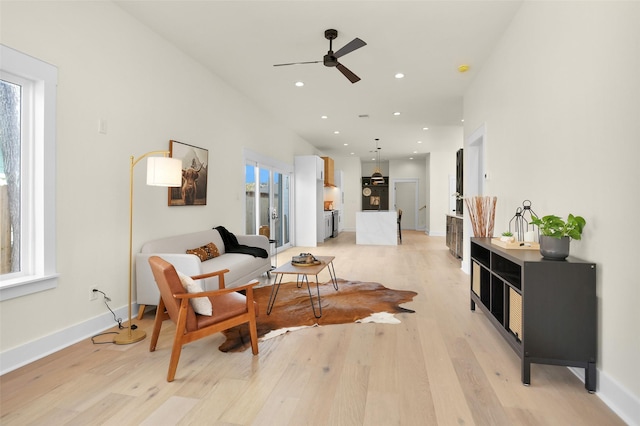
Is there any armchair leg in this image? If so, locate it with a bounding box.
[150,298,166,352]
[167,332,184,382]
[166,300,190,382]
[249,317,259,355]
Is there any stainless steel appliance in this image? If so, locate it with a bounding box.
[331,210,339,238]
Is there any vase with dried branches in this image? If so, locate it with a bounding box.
[464,196,497,237]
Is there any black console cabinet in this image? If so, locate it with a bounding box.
[470,238,597,392]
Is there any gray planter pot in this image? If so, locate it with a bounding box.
[539,235,570,260]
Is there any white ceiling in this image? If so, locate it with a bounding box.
[115,1,522,162]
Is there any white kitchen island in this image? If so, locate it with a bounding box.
[356,211,398,245]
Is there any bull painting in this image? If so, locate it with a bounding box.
[168,140,208,206]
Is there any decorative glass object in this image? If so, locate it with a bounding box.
[509,200,539,241]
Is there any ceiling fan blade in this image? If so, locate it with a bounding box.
[334,37,366,59]
[336,63,361,83]
[273,60,322,67]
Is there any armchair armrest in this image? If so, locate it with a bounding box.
[173,280,258,300]
[190,268,230,289]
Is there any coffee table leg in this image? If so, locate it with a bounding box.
[327,261,338,290]
[267,273,284,315]
[302,274,322,318]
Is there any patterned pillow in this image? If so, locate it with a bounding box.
[186,242,220,262]
[176,270,212,316]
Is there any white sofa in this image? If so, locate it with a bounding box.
[135,228,271,315]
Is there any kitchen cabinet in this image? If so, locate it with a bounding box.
[446,214,463,259]
[323,212,332,240]
[321,156,334,186]
[294,156,324,246]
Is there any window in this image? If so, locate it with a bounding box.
[0,45,58,300]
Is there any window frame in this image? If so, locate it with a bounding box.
[0,44,58,301]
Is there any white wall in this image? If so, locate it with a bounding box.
[463,2,640,423]
[361,160,389,176]
[421,127,463,236]
[0,2,316,364]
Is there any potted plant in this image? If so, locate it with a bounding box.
[530,214,586,260]
[500,231,515,243]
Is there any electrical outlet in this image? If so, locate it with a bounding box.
[90,289,98,301]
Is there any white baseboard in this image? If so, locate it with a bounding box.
[568,367,640,426]
[0,305,132,376]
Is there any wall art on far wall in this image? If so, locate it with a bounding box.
[168,140,208,206]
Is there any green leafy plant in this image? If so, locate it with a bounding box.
[501,231,513,237]
[530,214,586,240]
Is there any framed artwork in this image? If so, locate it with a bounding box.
[168,140,208,206]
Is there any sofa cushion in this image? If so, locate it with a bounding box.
[176,271,212,316]
[186,242,220,262]
[198,253,260,289]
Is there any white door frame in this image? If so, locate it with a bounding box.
[462,124,486,273]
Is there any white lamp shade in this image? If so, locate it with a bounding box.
[146,157,182,187]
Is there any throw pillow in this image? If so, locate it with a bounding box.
[176,270,212,316]
[186,242,220,262]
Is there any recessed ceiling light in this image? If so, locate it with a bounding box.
[409,157,414,160]
[321,115,328,119]
[417,141,422,144]
[393,112,401,116]
[423,127,429,130]
[343,143,348,146]
[295,81,304,87]
[461,119,464,122]
[334,130,340,134]
[350,152,355,155]
[395,73,405,79]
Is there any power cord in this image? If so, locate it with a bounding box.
[92,289,124,328]
[90,289,135,344]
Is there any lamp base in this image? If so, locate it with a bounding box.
[113,328,147,345]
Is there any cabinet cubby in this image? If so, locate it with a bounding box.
[471,243,490,268]
[470,238,597,392]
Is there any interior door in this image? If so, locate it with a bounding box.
[394,180,417,230]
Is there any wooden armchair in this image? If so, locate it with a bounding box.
[147,256,259,382]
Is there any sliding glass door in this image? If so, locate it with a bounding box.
[245,159,291,253]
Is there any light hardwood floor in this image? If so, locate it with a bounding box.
[0,232,624,425]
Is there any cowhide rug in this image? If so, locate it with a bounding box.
[219,279,417,352]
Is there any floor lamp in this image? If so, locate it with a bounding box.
[114,150,182,345]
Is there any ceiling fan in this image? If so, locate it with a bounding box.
[273,29,366,83]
